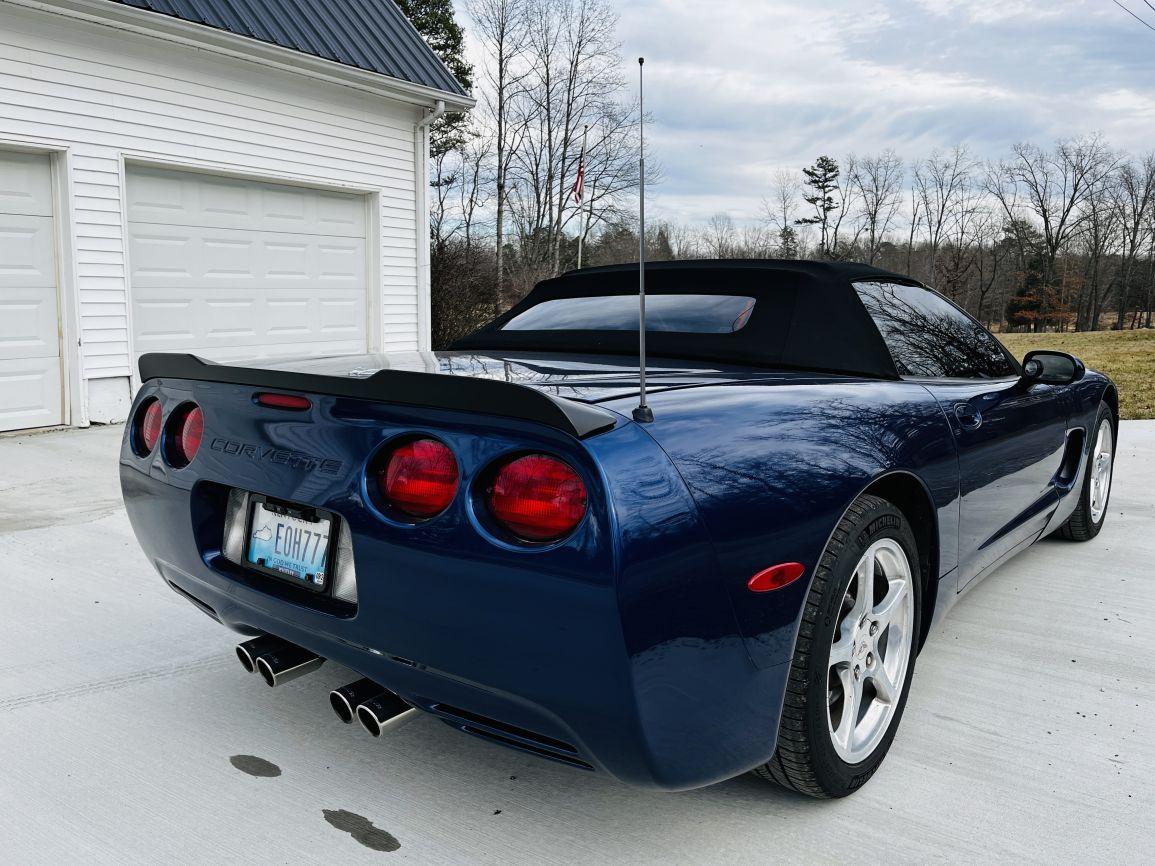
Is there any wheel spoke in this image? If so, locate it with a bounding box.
[870,664,898,704]
[850,550,874,620]
[829,631,855,667]
[872,578,909,630]
[832,666,860,750]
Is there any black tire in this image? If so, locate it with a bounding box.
[751,494,922,798]
[1056,402,1116,542]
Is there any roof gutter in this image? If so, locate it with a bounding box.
[416,100,447,130]
[13,0,475,111]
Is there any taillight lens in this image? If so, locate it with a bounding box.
[168,404,203,468]
[379,438,459,519]
[486,454,587,542]
[136,398,163,455]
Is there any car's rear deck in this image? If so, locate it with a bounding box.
[2,422,1151,862]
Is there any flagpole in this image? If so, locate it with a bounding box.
[576,124,588,270]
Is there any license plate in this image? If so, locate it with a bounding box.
[246,498,332,592]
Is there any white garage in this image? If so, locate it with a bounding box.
[0,150,63,431]
[126,166,369,364]
[0,0,472,430]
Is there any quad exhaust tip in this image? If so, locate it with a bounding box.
[355,691,416,737]
[235,635,324,686]
[329,678,385,724]
[236,634,289,673]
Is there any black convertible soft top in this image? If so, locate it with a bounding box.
[453,260,918,378]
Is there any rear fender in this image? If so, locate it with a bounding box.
[633,380,959,669]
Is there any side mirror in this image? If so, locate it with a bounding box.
[1021,350,1085,385]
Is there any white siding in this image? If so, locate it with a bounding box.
[0,2,424,422]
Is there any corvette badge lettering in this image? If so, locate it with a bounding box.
[209,437,343,475]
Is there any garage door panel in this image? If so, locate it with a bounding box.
[129,227,365,290]
[132,288,365,355]
[127,166,364,237]
[0,151,54,217]
[0,215,57,288]
[0,285,60,361]
[0,357,62,430]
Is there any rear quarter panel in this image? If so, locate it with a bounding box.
[617,379,960,670]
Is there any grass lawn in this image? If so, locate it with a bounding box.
[997,329,1155,420]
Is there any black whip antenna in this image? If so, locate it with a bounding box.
[632,56,653,424]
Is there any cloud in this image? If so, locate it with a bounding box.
[456,0,1155,225]
[611,0,1155,223]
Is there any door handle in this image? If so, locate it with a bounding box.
[954,402,982,430]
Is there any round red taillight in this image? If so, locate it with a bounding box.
[379,438,459,519]
[486,454,587,543]
[168,404,203,468]
[137,399,163,455]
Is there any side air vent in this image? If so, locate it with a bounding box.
[165,580,219,622]
[428,703,592,770]
[1054,428,1086,488]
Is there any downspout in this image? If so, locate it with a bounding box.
[417,99,447,132]
[414,100,445,355]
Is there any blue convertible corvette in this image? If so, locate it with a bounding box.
[120,260,1117,798]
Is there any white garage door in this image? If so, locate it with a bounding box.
[127,166,368,366]
[0,151,63,432]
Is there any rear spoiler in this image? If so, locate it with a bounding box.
[138,353,617,439]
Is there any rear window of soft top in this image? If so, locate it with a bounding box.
[501,294,756,334]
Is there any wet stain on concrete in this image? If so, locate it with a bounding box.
[229,755,282,778]
[322,809,401,852]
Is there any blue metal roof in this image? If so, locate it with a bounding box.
[108,0,468,96]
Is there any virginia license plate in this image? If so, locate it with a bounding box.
[246,499,331,592]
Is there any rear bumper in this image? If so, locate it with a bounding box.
[119,380,792,790]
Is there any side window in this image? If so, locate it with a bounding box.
[853,281,1016,379]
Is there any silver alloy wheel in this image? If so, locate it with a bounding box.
[1089,418,1114,524]
[827,537,915,764]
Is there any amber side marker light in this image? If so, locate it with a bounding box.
[747,562,807,593]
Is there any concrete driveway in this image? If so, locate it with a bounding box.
[1,423,1152,864]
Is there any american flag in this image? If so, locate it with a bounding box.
[571,152,585,205]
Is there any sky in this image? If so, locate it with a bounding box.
[458,0,1155,225]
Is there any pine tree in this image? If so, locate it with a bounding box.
[777,225,799,259]
[795,155,841,258]
[393,0,474,157]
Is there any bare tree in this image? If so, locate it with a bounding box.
[828,153,862,259]
[467,0,530,312]
[458,134,492,252]
[915,146,975,284]
[852,151,904,265]
[970,211,1006,325]
[703,213,737,257]
[905,184,921,277]
[989,136,1115,290]
[1113,152,1155,328]
[763,168,804,257]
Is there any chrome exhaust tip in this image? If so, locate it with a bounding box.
[235,635,291,673]
[253,644,325,687]
[329,678,385,724]
[355,692,416,737]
